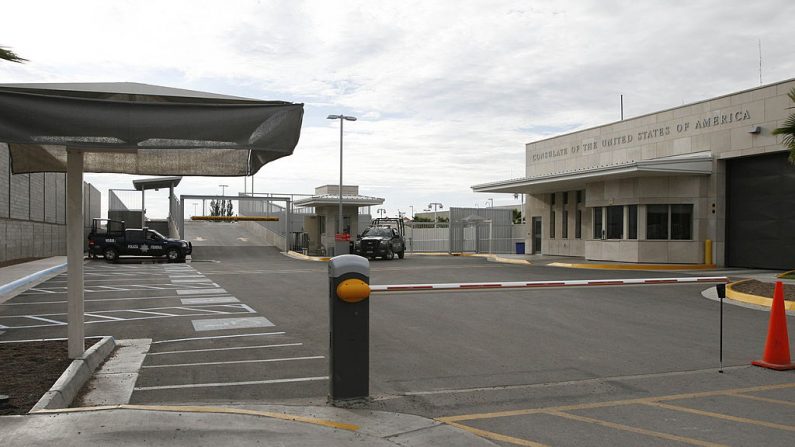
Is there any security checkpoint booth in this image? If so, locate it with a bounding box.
[0,82,304,358]
[294,185,384,257]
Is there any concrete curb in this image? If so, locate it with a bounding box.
[548,261,717,271]
[0,262,67,302]
[285,250,330,262]
[30,336,116,412]
[726,280,795,311]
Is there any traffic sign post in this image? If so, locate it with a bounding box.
[328,255,370,404]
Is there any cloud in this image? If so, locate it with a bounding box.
[3,0,795,217]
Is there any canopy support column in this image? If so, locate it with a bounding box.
[66,149,85,359]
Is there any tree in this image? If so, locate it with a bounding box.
[0,46,27,63]
[209,199,222,216]
[772,87,795,164]
[226,200,233,217]
[413,216,432,222]
[512,209,523,224]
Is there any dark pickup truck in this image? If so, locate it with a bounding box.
[353,218,407,260]
[88,219,192,263]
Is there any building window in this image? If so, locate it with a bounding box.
[593,207,603,239]
[550,210,556,239]
[646,205,669,240]
[606,205,623,239]
[628,205,638,239]
[562,209,569,238]
[575,209,582,239]
[671,204,693,240]
[576,190,583,203]
[563,191,569,205]
[550,193,556,206]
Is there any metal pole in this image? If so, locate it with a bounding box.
[339,117,344,235]
[66,149,85,359]
[141,190,145,228]
[716,283,726,373]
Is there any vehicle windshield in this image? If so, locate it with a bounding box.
[361,227,393,237]
[147,230,166,240]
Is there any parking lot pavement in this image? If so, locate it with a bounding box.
[4,251,795,446]
[0,257,330,406]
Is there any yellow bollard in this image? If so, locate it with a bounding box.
[704,239,713,265]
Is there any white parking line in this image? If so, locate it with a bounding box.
[179,297,239,305]
[171,279,213,283]
[142,355,324,369]
[173,306,229,314]
[146,343,302,356]
[191,316,274,331]
[85,313,125,321]
[176,289,227,295]
[151,332,286,344]
[133,376,328,391]
[128,310,180,317]
[25,316,66,325]
[2,294,231,306]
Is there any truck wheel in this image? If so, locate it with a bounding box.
[103,247,118,263]
[384,247,394,260]
[166,248,181,262]
[398,250,405,259]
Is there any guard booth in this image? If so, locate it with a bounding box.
[295,185,383,257]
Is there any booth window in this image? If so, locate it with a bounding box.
[606,206,623,239]
[628,205,638,239]
[593,207,603,239]
[646,205,669,239]
[671,204,693,240]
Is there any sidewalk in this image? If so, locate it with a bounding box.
[0,256,66,304]
[2,404,497,446]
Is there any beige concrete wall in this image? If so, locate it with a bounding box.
[525,79,795,178]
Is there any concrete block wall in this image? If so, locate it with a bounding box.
[0,143,98,263]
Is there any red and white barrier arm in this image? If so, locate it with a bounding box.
[369,276,729,293]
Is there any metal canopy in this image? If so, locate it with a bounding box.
[133,176,183,191]
[0,82,304,176]
[472,151,714,194]
[0,82,304,359]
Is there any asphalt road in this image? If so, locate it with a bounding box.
[1,248,794,446]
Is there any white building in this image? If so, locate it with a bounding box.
[474,79,795,269]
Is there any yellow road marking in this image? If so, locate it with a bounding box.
[642,401,795,432]
[727,393,795,407]
[31,404,360,431]
[438,382,795,422]
[546,410,727,447]
[442,421,549,447]
[726,280,795,310]
[548,262,716,271]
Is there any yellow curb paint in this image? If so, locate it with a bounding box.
[777,269,795,279]
[31,404,360,432]
[726,280,795,311]
[548,262,717,271]
[285,251,330,262]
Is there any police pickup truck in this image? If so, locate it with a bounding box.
[88,219,192,263]
[352,218,407,260]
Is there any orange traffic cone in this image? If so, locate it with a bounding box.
[752,281,795,370]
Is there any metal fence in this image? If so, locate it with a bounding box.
[407,207,526,254]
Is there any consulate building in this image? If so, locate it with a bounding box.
[474,79,795,269]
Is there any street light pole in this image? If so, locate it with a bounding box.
[428,202,443,228]
[219,184,228,197]
[327,114,357,237]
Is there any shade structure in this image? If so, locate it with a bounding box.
[0,82,304,175]
[0,82,304,359]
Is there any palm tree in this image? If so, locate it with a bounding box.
[772,88,795,164]
[0,46,27,63]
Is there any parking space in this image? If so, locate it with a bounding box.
[0,256,329,405]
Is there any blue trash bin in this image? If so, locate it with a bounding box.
[515,242,525,254]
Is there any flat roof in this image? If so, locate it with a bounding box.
[133,176,182,191]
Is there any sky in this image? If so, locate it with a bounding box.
[2,0,795,219]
